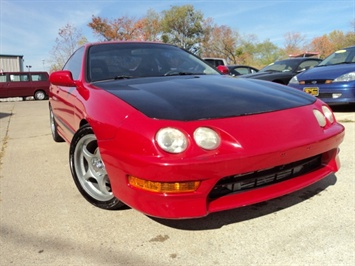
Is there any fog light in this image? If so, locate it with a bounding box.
[128,176,200,193]
[332,93,342,99]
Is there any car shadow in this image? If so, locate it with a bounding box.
[330,104,355,112]
[0,112,12,119]
[150,173,337,230]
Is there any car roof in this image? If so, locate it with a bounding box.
[228,65,256,67]
[276,57,322,62]
[85,41,170,47]
[0,71,48,74]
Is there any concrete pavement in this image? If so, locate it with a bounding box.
[0,100,354,265]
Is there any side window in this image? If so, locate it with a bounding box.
[348,50,355,62]
[236,67,249,75]
[298,60,320,71]
[63,46,85,80]
[0,75,7,82]
[30,73,48,81]
[10,74,29,82]
[215,60,224,66]
[230,68,240,75]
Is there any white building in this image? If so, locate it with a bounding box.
[0,54,24,72]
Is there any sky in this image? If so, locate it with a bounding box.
[0,0,354,71]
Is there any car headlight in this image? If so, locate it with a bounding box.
[156,127,188,153]
[313,109,326,127]
[193,127,220,150]
[333,71,355,82]
[313,105,335,127]
[322,105,334,124]
[289,75,299,84]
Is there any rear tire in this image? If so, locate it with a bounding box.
[69,125,124,210]
[49,107,64,142]
[34,90,46,100]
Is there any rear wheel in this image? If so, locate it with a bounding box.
[34,90,46,100]
[69,125,124,210]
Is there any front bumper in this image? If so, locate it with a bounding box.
[97,99,345,219]
[101,129,344,219]
[121,151,340,219]
[288,83,355,105]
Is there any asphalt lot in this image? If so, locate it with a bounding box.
[0,99,354,266]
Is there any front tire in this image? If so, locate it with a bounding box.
[49,107,64,142]
[69,125,124,210]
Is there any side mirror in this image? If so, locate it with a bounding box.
[49,70,76,87]
[217,65,230,75]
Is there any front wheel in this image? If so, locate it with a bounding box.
[49,107,64,142]
[69,125,124,210]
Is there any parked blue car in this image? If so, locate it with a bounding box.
[288,46,355,106]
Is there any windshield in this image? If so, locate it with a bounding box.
[260,59,299,72]
[318,46,355,66]
[87,43,219,82]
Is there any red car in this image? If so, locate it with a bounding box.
[49,42,344,219]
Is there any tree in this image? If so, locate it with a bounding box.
[344,31,355,47]
[328,30,355,50]
[231,34,256,65]
[234,36,281,68]
[160,5,204,53]
[308,30,355,58]
[88,15,141,41]
[201,23,239,63]
[135,9,161,41]
[49,24,87,72]
[283,32,306,56]
[309,35,333,58]
[253,40,281,67]
[82,5,352,68]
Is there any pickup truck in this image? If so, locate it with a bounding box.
[203,58,229,74]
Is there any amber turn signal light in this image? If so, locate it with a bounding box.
[128,176,200,193]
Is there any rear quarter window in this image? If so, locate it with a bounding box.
[30,73,48,81]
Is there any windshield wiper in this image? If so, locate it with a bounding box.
[318,62,354,67]
[114,75,134,80]
[164,71,204,76]
[331,62,354,65]
[262,69,280,73]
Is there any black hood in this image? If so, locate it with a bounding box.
[97,75,315,121]
[241,72,271,79]
[241,71,290,79]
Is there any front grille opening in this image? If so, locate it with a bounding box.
[209,154,322,199]
[305,80,327,85]
[318,93,333,99]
